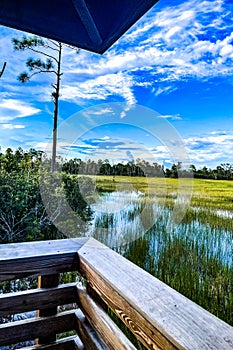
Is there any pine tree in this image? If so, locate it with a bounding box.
[12,36,63,172]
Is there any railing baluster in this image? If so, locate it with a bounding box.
[37,274,60,344]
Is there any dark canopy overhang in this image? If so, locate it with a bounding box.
[0,0,159,54]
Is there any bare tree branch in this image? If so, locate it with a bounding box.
[0,62,7,78]
[28,47,58,63]
[43,44,60,52]
[47,39,60,48]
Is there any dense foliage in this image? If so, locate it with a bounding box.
[63,157,233,180]
[0,147,93,244]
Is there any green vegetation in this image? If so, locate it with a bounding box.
[63,157,233,180]
[0,147,93,244]
[95,175,233,211]
[0,148,232,344]
[92,176,233,326]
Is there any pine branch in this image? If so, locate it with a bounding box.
[13,37,59,63]
[28,47,59,63]
[13,36,44,50]
[26,58,54,71]
[18,69,58,83]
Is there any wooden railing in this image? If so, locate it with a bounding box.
[0,238,232,350]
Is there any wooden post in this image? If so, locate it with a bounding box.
[37,274,60,344]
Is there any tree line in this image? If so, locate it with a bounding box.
[1,147,233,180]
[62,157,233,180]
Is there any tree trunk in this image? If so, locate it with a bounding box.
[51,43,62,173]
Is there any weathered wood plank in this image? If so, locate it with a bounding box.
[0,283,77,317]
[0,310,76,346]
[17,335,77,350]
[0,253,76,282]
[75,309,108,350]
[77,286,137,350]
[0,238,88,281]
[0,238,88,260]
[38,273,60,344]
[78,238,233,350]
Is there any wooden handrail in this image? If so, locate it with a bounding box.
[77,238,233,350]
[0,237,232,350]
[0,238,88,281]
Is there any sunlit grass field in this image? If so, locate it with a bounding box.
[95,176,233,230]
[95,175,233,209]
[89,176,233,327]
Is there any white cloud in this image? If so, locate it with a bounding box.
[34,142,48,151]
[1,0,231,111]
[56,0,233,105]
[61,72,136,113]
[34,128,233,168]
[183,132,233,165]
[86,108,113,115]
[210,130,228,135]
[135,130,233,167]
[185,134,233,146]
[0,99,40,122]
[2,124,25,129]
[154,85,178,96]
[159,114,182,120]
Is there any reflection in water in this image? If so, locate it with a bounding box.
[88,191,231,265]
[86,190,232,325]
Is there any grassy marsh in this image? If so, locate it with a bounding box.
[89,176,233,326]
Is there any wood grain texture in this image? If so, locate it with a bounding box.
[0,310,76,346]
[0,283,77,317]
[75,308,108,350]
[77,286,137,350]
[78,238,233,350]
[0,238,88,281]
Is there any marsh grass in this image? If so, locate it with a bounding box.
[91,176,233,329]
[183,208,233,232]
[95,176,233,206]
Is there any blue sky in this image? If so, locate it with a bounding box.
[0,0,233,169]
